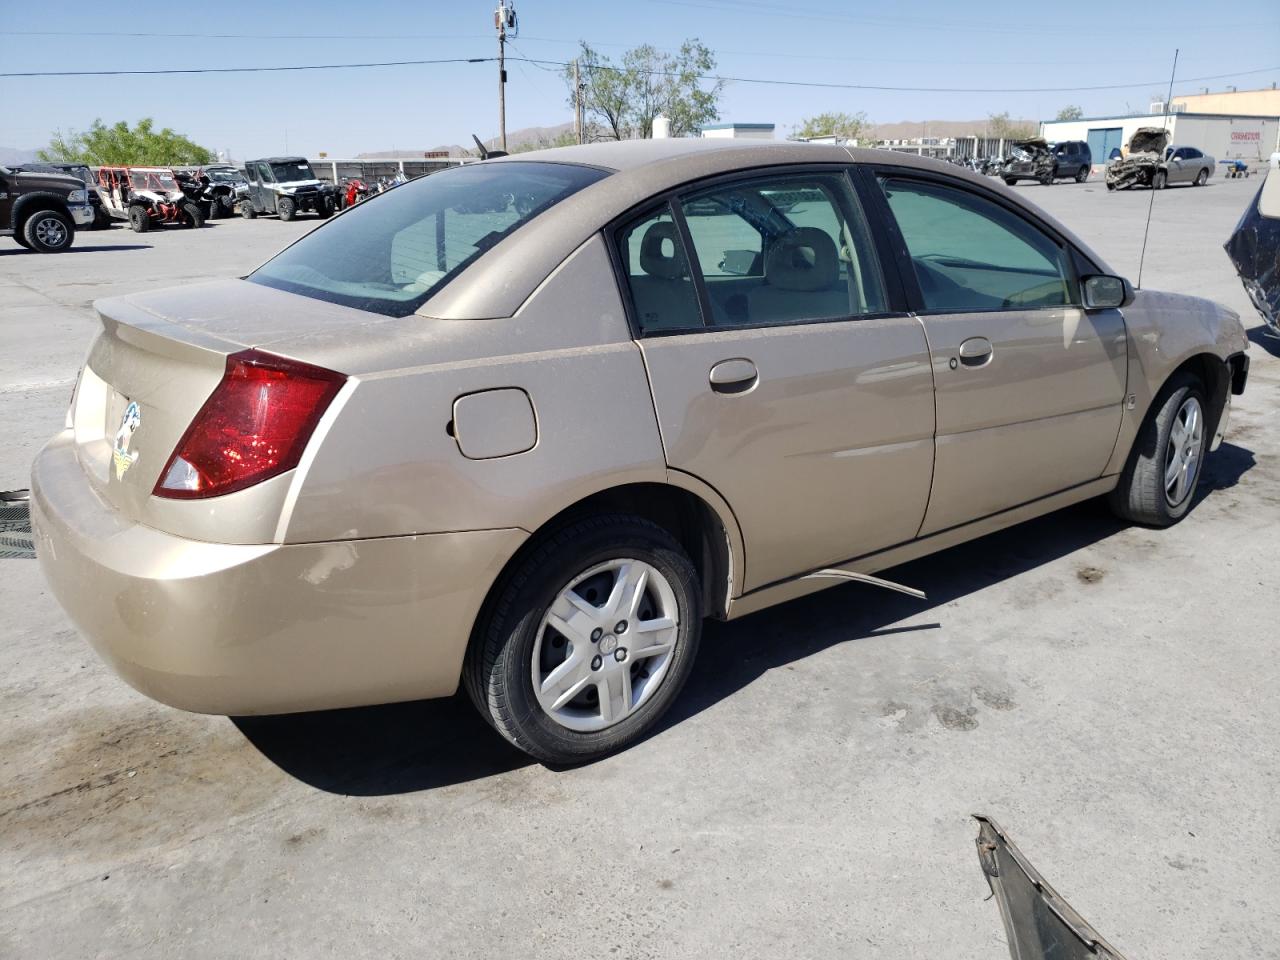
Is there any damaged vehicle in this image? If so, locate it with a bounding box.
[31,140,1249,764]
[96,166,205,232]
[193,164,249,219]
[975,817,1129,960]
[1002,139,1091,186]
[239,157,336,221]
[1105,129,1214,190]
[1224,153,1280,336]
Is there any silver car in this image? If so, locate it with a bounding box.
[32,140,1249,763]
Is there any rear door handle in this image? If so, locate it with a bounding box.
[957,337,993,367]
[708,358,758,394]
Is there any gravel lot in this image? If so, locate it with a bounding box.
[1,173,1277,960]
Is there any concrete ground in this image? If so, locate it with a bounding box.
[1,175,1277,959]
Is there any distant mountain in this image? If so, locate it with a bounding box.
[0,146,39,165]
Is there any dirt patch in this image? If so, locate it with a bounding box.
[1076,566,1106,584]
[932,704,979,732]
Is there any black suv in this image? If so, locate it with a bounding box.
[239,157,336,221]
[1002,139,1092,185]
[0,165,96,252]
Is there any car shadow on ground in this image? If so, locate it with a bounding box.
[1246,324,1280,357]
[233,443,1255,795]
[0,245,153,256]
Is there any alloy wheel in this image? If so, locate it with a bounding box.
[1164,395,1204,507]
[532,558,680,732]
[34,216,68,248]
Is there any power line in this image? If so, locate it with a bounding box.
[2,53,1276,95]
[0,57,492,78]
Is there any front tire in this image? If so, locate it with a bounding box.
[1003,177,1017,187]
[23,209,75,252]
[1108,373,1208,526]
[277,197,296,222]
[1153,170,1167,190]
[1194,168,1208,186]
[183,202,205,228]
[1075,164,1089,183]
[129,205,151,233]
[464,515,702,764]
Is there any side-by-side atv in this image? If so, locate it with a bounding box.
[239,157,336,221]
[191,164,249,219]
[97,166,206,232]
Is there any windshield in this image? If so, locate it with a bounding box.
[206,167,245,183]
[270,160,316,182]
[130,169,177,191]
[250,161,608,317]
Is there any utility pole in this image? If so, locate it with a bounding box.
[495,0,518,152]
[573,58,583,144]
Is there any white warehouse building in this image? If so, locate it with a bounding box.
[1040,111,1279,170]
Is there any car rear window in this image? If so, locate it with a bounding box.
[250,161,609,317]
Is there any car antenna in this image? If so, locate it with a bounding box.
[1136,49,1179,290]
[472,134,508,160]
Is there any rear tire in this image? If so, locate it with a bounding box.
[129,205,151,233]
[183,202,204,228]
[464,515,702,764]
[22,209,74,253]
[1003,177,1017,187]
[277,197,296,222]
[315,198,333,219]
[1075,164,1089,183]
[240,200,256,219]
[1194,168,1208,186]
[1108,373,1208,527]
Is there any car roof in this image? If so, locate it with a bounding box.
[423,139,1110,320]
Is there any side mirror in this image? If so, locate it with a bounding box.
[1081,274,1134,310]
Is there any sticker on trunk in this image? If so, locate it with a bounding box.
[112,401,141,480]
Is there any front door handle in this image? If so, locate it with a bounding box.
[957,337,993,368]
[708,358,758,394]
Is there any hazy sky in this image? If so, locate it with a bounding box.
[2,0,1277,158]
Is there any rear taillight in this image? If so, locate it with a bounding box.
[154,349,345,500]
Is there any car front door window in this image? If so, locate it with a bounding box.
[880,177,1073,312]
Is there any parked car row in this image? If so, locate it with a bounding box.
[1,156,402,252]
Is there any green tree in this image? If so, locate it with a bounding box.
[1055,105,1084,121]
[565,39,724,140]
[987,111,1035,140]
[791,111,873,144]
[38,118,214,165]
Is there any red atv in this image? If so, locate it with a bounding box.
[97,166,205,232]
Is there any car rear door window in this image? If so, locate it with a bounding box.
[676,173,886,327]
[616,204,703,334]
[879,177,1073,312]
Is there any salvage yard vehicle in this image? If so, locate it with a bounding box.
[12,162,112,229]
[195,163,248,218]
[1224,153,1280,336]
[31,140,1250,764]
[1001,139,1091,185]
[239,156,336,221]
[1106,129,1216,190]
[0,164,94,252]
[96,166,205,231]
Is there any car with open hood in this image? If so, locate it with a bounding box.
[1106,128,1216,191]
[31,140,1249,763]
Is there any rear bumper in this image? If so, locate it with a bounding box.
[31,431,525,715]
